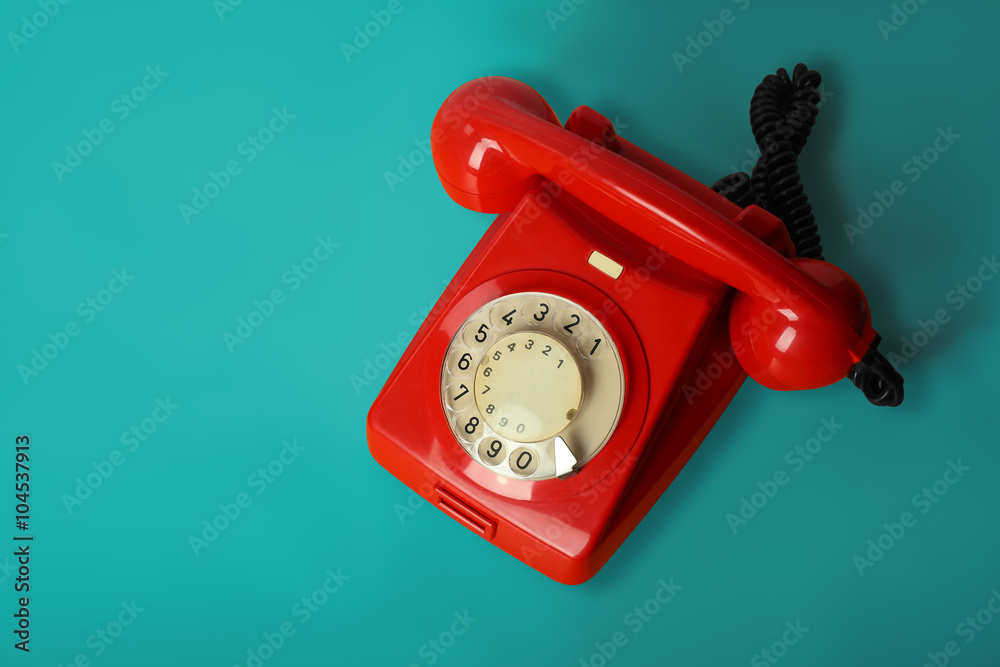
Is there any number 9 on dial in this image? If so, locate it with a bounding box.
[477,438,507,466]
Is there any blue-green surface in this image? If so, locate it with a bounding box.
[2,1,999,665]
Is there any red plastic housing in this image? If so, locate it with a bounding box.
[367,77,881,584]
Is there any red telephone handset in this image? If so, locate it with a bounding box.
[433,77,880,394]
[368,74,902,584]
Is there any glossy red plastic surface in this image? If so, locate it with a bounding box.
[368,185,737,583]
[368,77,883,584]
[431,77,878,390]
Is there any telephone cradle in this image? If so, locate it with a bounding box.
[367,68,904,584]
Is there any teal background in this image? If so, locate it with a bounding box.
[2,0,999,665]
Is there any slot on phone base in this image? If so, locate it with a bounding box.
[434,484,497,540]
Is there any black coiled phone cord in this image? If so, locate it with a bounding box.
[711,64,904,406]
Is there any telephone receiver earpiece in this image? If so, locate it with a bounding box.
[431,77,885,395]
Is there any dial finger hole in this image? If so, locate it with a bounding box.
[489,300,522,331]
[444,382,474,412]
[522,296,554,327]
[553,307,584,338]
[446,349,476,378]
[462,319,493,348]
[576,330,607,360]
[455,412,485,443]
[477,437,507,466]
[509,447,539,477]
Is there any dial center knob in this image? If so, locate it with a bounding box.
[474,332,582,442]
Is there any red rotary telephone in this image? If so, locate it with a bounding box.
[368,67,903,584]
